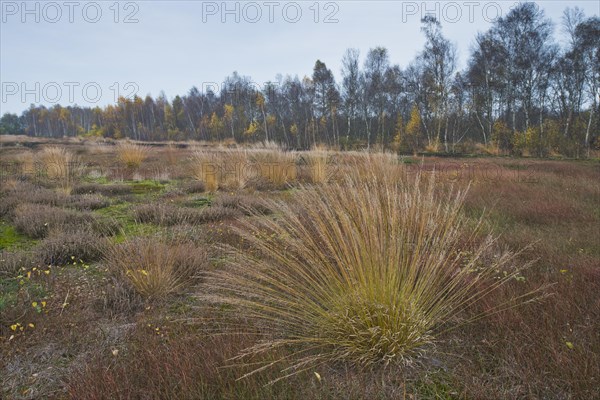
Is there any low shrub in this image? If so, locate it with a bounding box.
[11,204,119,239]
[72,183,132,196]
[35,229,109,265]
[0,250,40,277]
[214,193,272,215]
[66,194,111,211]
[133,204,194,226]
[0,182,66,216]
[11,204,88,239]
[98,276,144,316]
[134,203,239,226]
[180,180,206,194]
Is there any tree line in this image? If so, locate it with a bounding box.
[1,4,598,157]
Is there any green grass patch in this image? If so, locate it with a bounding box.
[184,196,212,208]
[0,276,47,315]
[112,223,163,244]
[95,201,132,221]
[83,175,111,184]
[94,201,163,242]
[0,220,34,251]
[129,180,167,195]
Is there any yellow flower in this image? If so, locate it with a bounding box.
[565,341,574,349]
[28,323,35,328]
[560,269,568,274]
[41,301,47,308]
[140,270,148,276]
[31,302,38,308]
[10,324,18,331]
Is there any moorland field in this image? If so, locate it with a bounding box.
[0,135,598,399]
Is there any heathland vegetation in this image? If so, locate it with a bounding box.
[0,137,598,398]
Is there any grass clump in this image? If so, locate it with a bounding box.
[192,149,250,191]
[250,148,298,187]
[39,146,85,193]
[116,142,148,168]
[207,161,530,380]
[104,237,208,299]
[304,149,331,184]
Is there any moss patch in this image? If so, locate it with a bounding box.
[0,220,33,251]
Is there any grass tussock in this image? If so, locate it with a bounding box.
[116,142,149,168]
[191,147,300,191]
[304,149,331,184]
[250,149,298,187]
[207,161,531,379]
[104,237,208,299]
[39,146,85,193]
[192,148,251,191]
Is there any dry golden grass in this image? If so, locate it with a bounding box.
[104,237,208,299]
[116,142,148,168]
[39,146,84,193]
[206,159,533,381]
[192,148,250,191]
[304,150,330,184]
[249,149,297,187]
[192,147,298,190]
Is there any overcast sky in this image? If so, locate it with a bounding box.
[1,0,599,114]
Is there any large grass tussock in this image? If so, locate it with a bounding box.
[208,160,528,379]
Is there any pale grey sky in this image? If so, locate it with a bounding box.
[1,1,599,114]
